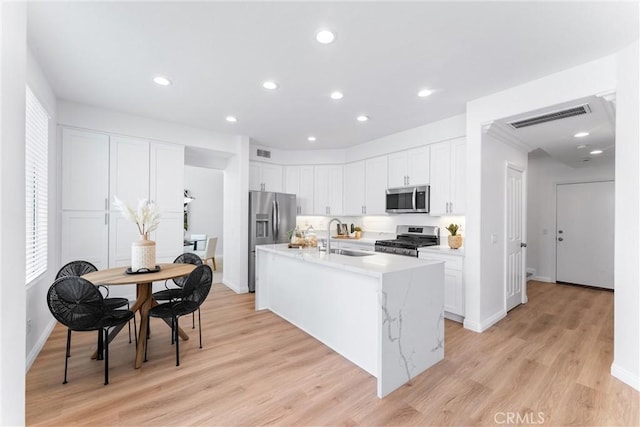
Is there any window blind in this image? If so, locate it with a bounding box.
[25,86,49,284]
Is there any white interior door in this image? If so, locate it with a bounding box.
[505,164,526,312]
[556,181,614,289]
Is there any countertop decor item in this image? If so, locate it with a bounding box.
[445,223,462,249]
[113,196,160,270]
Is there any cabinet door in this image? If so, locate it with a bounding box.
[108,212,141,268]
[444,269,464,316]
[343,161,365,215]
[261,164,283,192]
[61,211,109,269]
[109,136,150,207]
[450,139,466,215]
[283,166,300,196]
[151,212,184,264]
[429,141,451,216]
[298,166,315,215]
[364,156,388,215]
[387,151,407,189]
[407,146,430,186]
[313,166,329,215]
[249,162,262,191]
[150,142,184,213]
[327,166,343,216]
[61,128,109,211]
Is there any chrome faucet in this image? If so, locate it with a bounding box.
[326,218,342,255]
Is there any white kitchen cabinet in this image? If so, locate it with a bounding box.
[429,138,466,216]
[109,135,150,207]
[314,165,343,216]
[364,156,388,214]
[150,141,184,213]
[387,146,430,188]
[151,212,184,264]
[419,250,464,321]
[61,128,110,211]
[60,211,109,269]
[250,162,283,192]
[343,161,366,215]
[284,165,314,215]
[335,239,375,252]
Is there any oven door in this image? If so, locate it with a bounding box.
[385,186,429,213]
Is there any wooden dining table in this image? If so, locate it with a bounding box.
[83,263,196,368]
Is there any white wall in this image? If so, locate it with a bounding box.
[184,165,224,258]
[527,151,614,282]
[25,48,60,371]
[0,3,26,424]
[612,41,639,391]
[465,54,618,333]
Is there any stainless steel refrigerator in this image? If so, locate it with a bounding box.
[248,191,297,292]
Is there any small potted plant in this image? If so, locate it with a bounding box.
[445,224,462,249]
[354,226,362,239]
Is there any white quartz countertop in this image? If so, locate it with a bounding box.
[419,245,465,256]
[257,243,442,278]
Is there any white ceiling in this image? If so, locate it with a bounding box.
[27,2,638,151]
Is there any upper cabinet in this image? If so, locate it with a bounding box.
[429,138,466,216]
[250,162,283,192]
[150,141,185,213]
[61,128,110,211]
[387,146,430,188]
[109,136,150,208]
[343,156,388,215]
[314,165,343,216]
[284,165,314,215]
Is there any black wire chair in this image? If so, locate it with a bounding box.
[152,253,203,329]
[46,276,135,385]
[146,264,212,366]
[56,260,137,344]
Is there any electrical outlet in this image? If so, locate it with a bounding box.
[27,318,32,334]
[490,234,497,244]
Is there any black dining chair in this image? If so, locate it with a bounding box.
[146,264,212,366]
[46,276,135,385]
[152,253,203,330]
[56,260,136,344]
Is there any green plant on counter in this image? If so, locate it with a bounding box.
[354,226,362,232]
[286,229,294,240]
[445,224,459,236]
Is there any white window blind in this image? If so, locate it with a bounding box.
[25,86,49,284]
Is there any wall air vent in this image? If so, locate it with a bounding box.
[256,149,271,159]
[508,104,592,129]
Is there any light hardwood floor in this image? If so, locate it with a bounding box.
[26,280,639,426]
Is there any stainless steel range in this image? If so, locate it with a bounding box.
[375,225,440,257]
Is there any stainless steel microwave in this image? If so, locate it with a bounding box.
[385,185,429,214]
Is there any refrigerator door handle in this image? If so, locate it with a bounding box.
[271,200,277,238]
[275,201,280,238]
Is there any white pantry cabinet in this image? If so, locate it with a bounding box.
[314,165,343,216]
[283,165,314,215]
[429,138,466,216]
[109,136,150,207]
[387,146,430,188]
[343,156,388,215]
[60,211,109,269]
[150,142,185,213]
[419,250,464,321]
[250,162,283,192]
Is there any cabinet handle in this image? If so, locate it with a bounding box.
[450,202,453,214]
[105,212,108,225]
[105,198,109,210]
[363,206,366,214]
[407,176,410,186]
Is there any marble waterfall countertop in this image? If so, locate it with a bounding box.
[257,244,442,278]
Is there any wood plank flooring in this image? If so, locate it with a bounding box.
[26,281,639,426]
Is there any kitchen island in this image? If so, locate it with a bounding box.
[255,244,444,398]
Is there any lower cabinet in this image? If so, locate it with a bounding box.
[61,211,109,269]
[419,251,464,321]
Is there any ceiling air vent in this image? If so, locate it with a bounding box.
[508,104,592,129]
[256,149,271,159]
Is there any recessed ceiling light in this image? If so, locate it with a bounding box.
[357,115,369,122]
[590,149,603,155]
[153,76,172,86]
[330,91,344,100]
[418,89,433,97]
[307,136,317,142]
[576,144,587,149]
[225,116,238,123]
[315,29,335,44]
[574,131,590,138]
[262,81,279,90]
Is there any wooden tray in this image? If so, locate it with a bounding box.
[332,235,361,240]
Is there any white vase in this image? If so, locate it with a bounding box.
[131,234,156,271]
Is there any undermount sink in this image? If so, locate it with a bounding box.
[330,248,375,257]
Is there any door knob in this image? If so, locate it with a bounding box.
[520,243,527,248]
[558,230,563,234]
[558,237,564,242]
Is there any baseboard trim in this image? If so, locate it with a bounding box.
[463,309,506,333]
[532,276,553,283]
[26,318,56,372]
[222,279,248,294]
[444,312,464,323]
[611,362,640,391]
